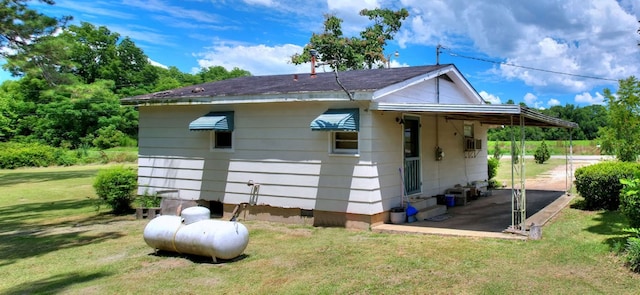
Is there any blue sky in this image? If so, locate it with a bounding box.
[9,0,640,108]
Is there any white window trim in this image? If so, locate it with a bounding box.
[329,131,359,156]
[210,131,234,152]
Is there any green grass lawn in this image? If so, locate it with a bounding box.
[494,157,567,188]
[1,165,639,294]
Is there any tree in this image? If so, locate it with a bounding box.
[534,141,550,164]
[1,0,72,85]
[598,76,640,162]
[291,8,409,71]
[197,66,250,83]
[33,80,133,148]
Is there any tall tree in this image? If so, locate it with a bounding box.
[1,0,72,85]
[598,76,640,161]
[291,8,408,71]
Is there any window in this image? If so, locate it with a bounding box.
[213,131,232,149]
[464,123,474,138]
[332,131,358,154]
[404,117,420,158]
[188,111,234,151]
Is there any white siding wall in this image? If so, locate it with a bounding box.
[369,112,489,208]
[419,116,489,197]
[137,102,385,215]
[375,77,478,104]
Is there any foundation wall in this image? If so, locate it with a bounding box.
[220,204,388,230]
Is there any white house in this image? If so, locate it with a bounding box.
[122,64,576,229]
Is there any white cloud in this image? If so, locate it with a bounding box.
[243,0,275,6]
[148,58,169,69]
[479,91,501,104]
[523,92,537,105]
[522,92,546,109]
[326,0,382,34]
[397,0,640,94]
[124,0,221,24]
[194,43,308,75]
[547,98,561,107]
[575,92,606,105]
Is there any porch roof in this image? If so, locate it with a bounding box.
[369,102,578,129]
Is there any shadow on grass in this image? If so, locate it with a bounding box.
[0,168,100,186]
[0,198,136,232]
[0,199,96,220]
[0,226,125,266]
[2,271,111,295]
[151,250,250,264]
[0,199,132,266]
[581,209,631,250]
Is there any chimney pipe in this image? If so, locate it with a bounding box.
[309,49,318,78]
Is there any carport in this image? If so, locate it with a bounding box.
[369,102,579,237]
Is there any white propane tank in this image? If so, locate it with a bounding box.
[143,210,249,262]
[143,215,183,251]
[174,220,249,260]
[181,206,210,225]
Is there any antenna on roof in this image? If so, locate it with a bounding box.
[436,44,442,65]
[309,49,318,78]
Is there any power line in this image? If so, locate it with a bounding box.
[442,48,620,82]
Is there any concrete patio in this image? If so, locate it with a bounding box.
[373,189,573,240]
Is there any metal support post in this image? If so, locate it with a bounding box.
[509,115,527,234]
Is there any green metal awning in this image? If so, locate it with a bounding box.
[310,108,359,131]
[189,111,234,131]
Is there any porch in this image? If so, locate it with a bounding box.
[373,189,572,240]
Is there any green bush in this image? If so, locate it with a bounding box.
[136,190,161,208]
[492,143,503,160]
[620,175,640,228]
[487,157,501,189]
[534,141,550,164]
[0,142,76,169]
[488,157,499,180]
[575,161,640,210]
[625,237,640,273]
[93,125,127,150]
[93,166,138,214]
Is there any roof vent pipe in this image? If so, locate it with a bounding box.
[310,49,318,78]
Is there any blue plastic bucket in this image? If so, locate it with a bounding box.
[406,205,418,216]
[445,194,455,207]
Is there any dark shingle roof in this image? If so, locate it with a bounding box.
[122,64,449,105]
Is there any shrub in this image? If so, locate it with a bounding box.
[620,175,640,228]
[93,125,127,149]
[487,157,501,189]
[492,143,503,160]
[93,166,138,214]
[625,236,640,273]
[574,161,640,210]
[488,157,499,180]
[534,141,550,164]
[0,142,76,169]
[136,190,161,208]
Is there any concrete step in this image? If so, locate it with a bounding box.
[408,196,437,210]
[415,205,447,221]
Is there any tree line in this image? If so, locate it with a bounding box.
[0,1,250,149]
[487,101,608,141]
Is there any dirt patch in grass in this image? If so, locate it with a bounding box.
[526,159,599,191]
